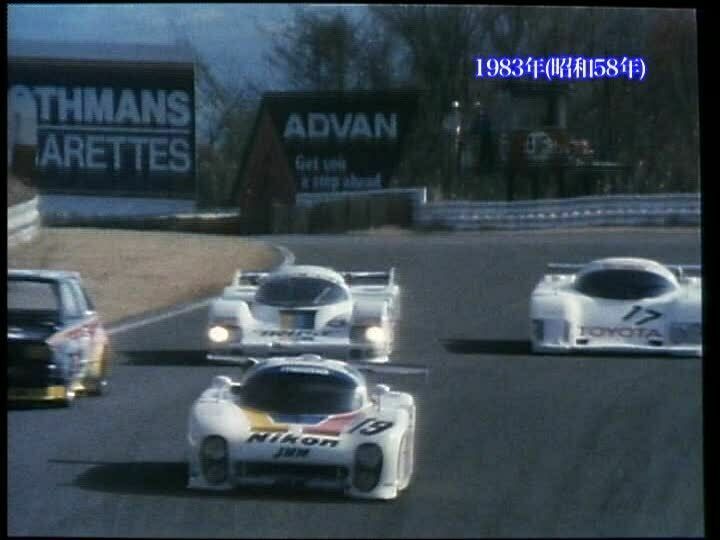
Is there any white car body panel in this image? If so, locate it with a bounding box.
[207,265,400,363]
[530,257,702,356]
[187,355,416,500]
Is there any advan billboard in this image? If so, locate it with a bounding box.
[259,92,418,194]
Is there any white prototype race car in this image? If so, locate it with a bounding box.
[530,257,702,356]
[187,354,422,500]
[206,265,400,363]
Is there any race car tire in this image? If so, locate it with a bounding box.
[86,347,111,396]
[397,431,414,491]
[85,376,108,396]
[59,385,75,407]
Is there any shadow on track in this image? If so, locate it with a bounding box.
[49,459,381,504]
[7,401,67,411]
[440,339,695,359]
[441,339,532,355]
[121,349,209,366]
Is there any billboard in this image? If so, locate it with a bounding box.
[240,92,418,199]
[8,59,195,197]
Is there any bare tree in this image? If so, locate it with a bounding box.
[168,25,262,207]
[267,7,360,91]
[369,6,489,196]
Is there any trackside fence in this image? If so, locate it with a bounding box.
[273,188,428,233]
[13,191,699,239]
[415,193,701,230]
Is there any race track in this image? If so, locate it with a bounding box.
[7,228,704,537]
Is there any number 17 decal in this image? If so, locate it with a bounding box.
[622,305,662,325]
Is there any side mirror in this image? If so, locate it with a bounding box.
[372,384,391,397]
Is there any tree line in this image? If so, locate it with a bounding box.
[192,6,699,206]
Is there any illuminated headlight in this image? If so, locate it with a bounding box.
[208,326,230,343]
[364,326,386,344]
[670,322,702,345]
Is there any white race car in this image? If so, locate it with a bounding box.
[530,257,702,356]
[206,265,400,363]
[187,354,422,499]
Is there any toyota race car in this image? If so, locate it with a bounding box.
[207,265,400,363]
[187,354,422,499]
[8,269,111,405]
[530,257,701,356]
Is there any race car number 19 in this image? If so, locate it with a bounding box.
[349,418,394,436]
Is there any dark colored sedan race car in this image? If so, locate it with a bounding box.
[7,269,111,406]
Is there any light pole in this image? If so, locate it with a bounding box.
[443,100,462,198]
[453,101,462,190]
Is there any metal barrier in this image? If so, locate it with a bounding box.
[7,196,40,246]
[415,193,701,230]
[297,188,427,209]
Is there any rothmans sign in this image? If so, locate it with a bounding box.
[9,85,192,174]
[8,47,195,197]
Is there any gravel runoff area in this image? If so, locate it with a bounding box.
[7,228,282,324]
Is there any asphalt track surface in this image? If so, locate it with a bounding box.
[7,228,703,538]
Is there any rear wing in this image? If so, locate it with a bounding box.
[546,263,584,273]
[667,265,702,278]
[341,268,396,287]
[547,262,701,277]
[207,356,429,381]
[231,270,268,287]
[350,360,429,381]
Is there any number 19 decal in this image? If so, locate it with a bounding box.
[349,418,394,436]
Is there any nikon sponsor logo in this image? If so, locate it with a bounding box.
[579,326,663,339]
[247,431,339,448]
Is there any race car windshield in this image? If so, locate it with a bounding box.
[256,277,348,307]
[7,279,61,314]
[575,269,675,300]
[238,370,360,414]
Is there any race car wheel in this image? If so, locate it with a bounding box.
[86,347,111,396]
[397,431,414,491]
[59,385,76,407]
[85,376,108,396]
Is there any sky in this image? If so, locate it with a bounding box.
[7,3,367,92]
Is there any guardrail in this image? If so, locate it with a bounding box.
[7,196,40,246]
[297,187,427,209]
[415,193,701,230]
